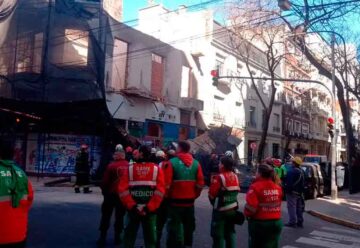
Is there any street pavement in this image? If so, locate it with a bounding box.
[27,183,360,248]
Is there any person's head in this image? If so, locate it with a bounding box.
[273,159,282,167]
[292,157,302,167]
[139,145,152,161]
[113,144,125,161]
[177,141,191,154]
[167,149,176,160]
[210,153,217,160]
[224,151,234,158]
[125,146,133,154]
[0,137,14,160]
[80,144,88,152]
[264,157,274,167]
[257,164,274,179]
[156,150,166,161]
[220,156,234,172]
[132,149,140,160]
[151,147,157,155]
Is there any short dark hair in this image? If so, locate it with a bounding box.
[177,141,190,153]
[258,164,274,179]
[138,145,151,161]
[0,137,15,160]
[220,156,234,171]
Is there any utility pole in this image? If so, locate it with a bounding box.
[330,34,338,200]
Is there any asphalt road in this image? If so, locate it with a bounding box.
[27,185,360,248]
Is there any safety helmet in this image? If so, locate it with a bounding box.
[151,148,157,154]
[125,146,133,153]
[225,151,233,157]
[156,150,166,158]
[293,156,303,166]
[273,159,282,167]
[167,149,176,156]
[115,144,124,152]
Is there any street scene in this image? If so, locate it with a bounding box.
[1,0,360,247]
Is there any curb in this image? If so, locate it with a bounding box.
[307,210,360,230]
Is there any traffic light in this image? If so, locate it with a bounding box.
[327,117,334,138]
[211,69,219,87]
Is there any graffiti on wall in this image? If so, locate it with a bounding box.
[26,133,101,175]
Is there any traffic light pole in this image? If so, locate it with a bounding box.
[330,35,338,200]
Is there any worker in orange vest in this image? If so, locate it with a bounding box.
[209,156,240,248]
[165,141,205,248]
[245,163,283,248]
[118,145,165,248]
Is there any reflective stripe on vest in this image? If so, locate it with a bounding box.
[258,202,281,207]
[218,202,238,211]
[0,194,28,203]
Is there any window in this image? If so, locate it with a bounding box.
[180,111,191,125]
[272,143,280,158]
[213,95,225,122]
[151,53,164,97]
[15,33,44,73]
[274,114,280,128]
[110,39,128,91]
[287,119,293,132]
[60,29,89,66]
[250,106,256,127]
[181,66,190,97]
[147,123,162,137]
[235,101,241,107]
[302,123,309,134]
[215,57,224,75]
[295,121,301,133]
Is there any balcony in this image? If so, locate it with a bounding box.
[179,97,204,111]
[273,126,281,133]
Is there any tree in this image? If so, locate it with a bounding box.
[228,0,360,191]
[226,5,287,162]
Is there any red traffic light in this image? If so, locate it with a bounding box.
[211,70,218,77]
[327,117,334,124]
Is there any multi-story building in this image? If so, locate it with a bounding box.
[137,4,283,161]
[0,0,113,176]
[103,17,203,147]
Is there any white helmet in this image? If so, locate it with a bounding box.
[115,144,124,152]
[225,151,233,157]
[151,148,157,154]
[156,150,166,158]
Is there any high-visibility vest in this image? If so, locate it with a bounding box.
[214,172,240,211]
[128,162,158,205]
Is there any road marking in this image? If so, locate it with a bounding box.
[310,230,360,243]
[313,236,340,243]
[321,227,358,235]
[282,246,299,248]
[296,237,358,248]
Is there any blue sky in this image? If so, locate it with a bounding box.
[123,0,220,22]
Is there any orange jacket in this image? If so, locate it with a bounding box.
[0,181,34,244]
[244,178,282,220]
[166,153,205,207]
[118,162,165,213]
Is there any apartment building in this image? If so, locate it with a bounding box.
[137,4,283,160]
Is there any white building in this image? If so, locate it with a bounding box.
[137,4,284,161]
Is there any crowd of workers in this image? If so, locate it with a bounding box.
[0,136,306,248]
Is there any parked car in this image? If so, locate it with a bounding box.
[301,162,325,199]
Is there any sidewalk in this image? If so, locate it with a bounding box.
[306,190,360,229]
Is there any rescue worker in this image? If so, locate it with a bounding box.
[97,144,129,246]
[118,145,165,248]
[209,156,240,248]
[74,144,91,193]
[131,149,140,164]
[284,157,305,228]
[274,159,286,183]
[0,138,34,248]
[166,141,205,248]
[156,150,171,248]
[209,153,219,185]
[245,163,283,248]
